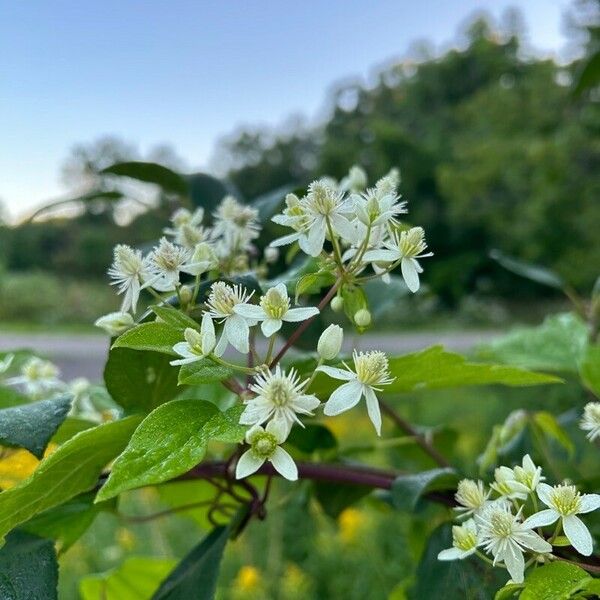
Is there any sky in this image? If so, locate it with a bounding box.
[0,0,576,220]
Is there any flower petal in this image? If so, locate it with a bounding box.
[363,249,398,263]
[401,258,420,292]
[270,232,301,247]
[563,515,593,556]
[323,380,363,416]
[235,450,265,479]
[502,541,525,584]
[261,318,282,338]
[317,366,355,381]
[364,385,382,436]
[266,418,289,443]
[269,447,298,481]
[522,509,559,529]
[234,304,265,320]
[305,219,326,257]
[579,493,600,514]
[536,482,554,507]
[284,307,320,322]
[437,548,463,561]
[515,530,552,554]
[293,394,321,413]
[225,314,250,354]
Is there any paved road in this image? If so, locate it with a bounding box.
[0,330,500,382]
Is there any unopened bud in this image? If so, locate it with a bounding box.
[354,309,371,327]
[179,285,193,306]
[317,324,343,360]
[94,311,134,337]
[330,296,344,312]
[264,247,279,264]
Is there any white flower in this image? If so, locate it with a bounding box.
[454,479,490,518]
[236,420,298,481]
[490,466,530,501]
[374,168,400,196]
[352,183,407,228]
[94,311,135,336]
[264,247,279,264]
[234,283,319,338]
[299,180,355,256]
[339,165,368,193]
[438,519,480,561]
[181,242,219,277]
[6,357,63,397]
[206,282,255,355]
[523,483,600,556]
[580,402,600,442]
[476,504,552,583]
[145,238,192,291]
[318,350,394,435]
[240,366,320,435]
[512,454,544,493]
[363,227,433,292]
[270,193,316,254]
[170,317,216,366]
[317,324,344,360]
[164,207,204,234]
[0,354,14,375]
[212,196,260,244]
[108,244,152,313]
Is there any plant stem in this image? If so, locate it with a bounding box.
[475,550,495,567]
[264,335,276,364]
[378,399,451,468]
[269,280,341,368]
[210,355,257,375]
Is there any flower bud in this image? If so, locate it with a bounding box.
[264,247,279,264]
[179,285,193,306]
[317,324,343,360]
[354,309,371,327]
[330,296,344,312]
[94,311,135,336]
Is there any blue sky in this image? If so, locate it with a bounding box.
[0,0,573,219]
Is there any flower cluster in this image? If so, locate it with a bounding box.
[439,455,600,583]
[270,167,432,292]
[2,354,112,422]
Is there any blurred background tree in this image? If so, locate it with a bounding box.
[2,9,598,309]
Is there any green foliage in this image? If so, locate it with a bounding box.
[0,416,141,543]
[151,526,229,600]
[519,562,592,600]
[104,348,180,413]
[96,401,245,501]
[579,344,600,398]
[0,531,58,600]
[178,360,234,384]
[410,523,506,599]
[151,305,200,331]
[478,313,589,373]
[391,469,458,512]
[0,386,28,408]
[113,322,183,355]
[0,394,71,458]
[490,250,565,290]
[101,161,189,196]
[80,557,177,600]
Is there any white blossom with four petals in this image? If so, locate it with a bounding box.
[170,317,216,366]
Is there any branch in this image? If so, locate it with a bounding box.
[379,399,451,468]
[178,460,456,507]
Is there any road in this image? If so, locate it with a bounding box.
[0,330,500,382]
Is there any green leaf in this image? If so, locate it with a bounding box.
[151,526,229,600]
[178,359,234,385]
[0,394,72,459]
[478,313,588,373]
[341,284,369,331]
[411,523,507,599]
[80,557,177,600]
[252,185,292,222]
[22,491,112,553]
[96,401,245,502]
[532,411,575,457]
[520,561,590,600]
[152,306,200,331]
[363,275,409,320]
[573,48,600,96]
[51,417,97,445]
[494,583,524,599]
[0,531,58,599]
[295,271,336,302]
[490,250,565,290]
[187,172,239,216]
[104,348,180,413]
[0,386,28,408]
[113,322,182,355]
[579,344,600,398]
[102,161,189,196]
[391,468,458,511]
[314,482,372,519]
[0,416,141,544]
[287,423,337,454]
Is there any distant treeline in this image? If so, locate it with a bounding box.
[2,18,599,304]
